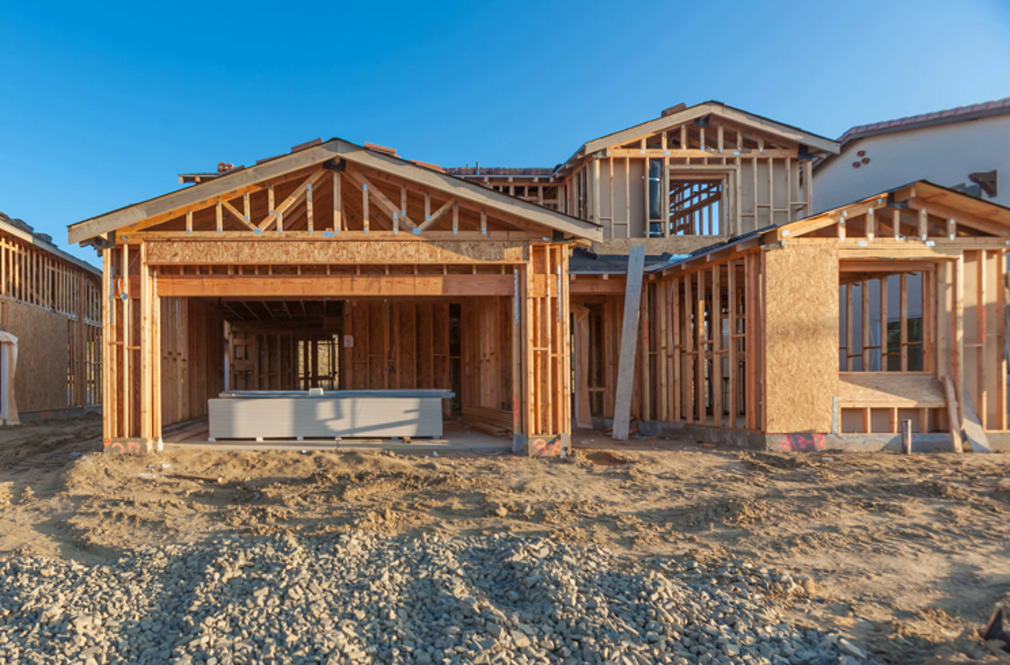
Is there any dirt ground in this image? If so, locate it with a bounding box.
[1,415,1008,664]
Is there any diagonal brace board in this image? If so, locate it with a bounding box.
[960,386,992,453]
[612,245,646,440]
[415,197,457,233]
[344,169,417,229]
[943,375,963,453]
[220,199,257,230]
[257,169,327,231]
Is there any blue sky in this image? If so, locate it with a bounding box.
[1,0,1007,265]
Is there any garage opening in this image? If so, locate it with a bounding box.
[158,296,516,446]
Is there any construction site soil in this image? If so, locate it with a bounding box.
[0,415,1008,664]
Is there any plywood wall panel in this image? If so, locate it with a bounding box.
[4,300,69,413]
[763,242,839,433]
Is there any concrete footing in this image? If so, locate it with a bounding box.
[589,418,1010,453]
[513,433,572,457]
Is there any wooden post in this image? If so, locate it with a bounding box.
[612,246,646,440]
[332,173,342,232]
[727,261,737,428]
[513,266,525,450]
[880,276,888,371]
[712,265,722,426]
[152,268,162,450]
[657,281,669,421]
[121,245,130,439]
[953,255,964,423]
[695,271,705,423]
[139,243,151,446]
[639,283,651,421]
[101,248,111,442]
[75,274,86,406]
[672,276,681,422]
[685,271,694,423]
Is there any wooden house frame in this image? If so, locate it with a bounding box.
[67,102,1007,454]
[68,139,602,454]
[636,181,1009,450]
[0,215,102,422]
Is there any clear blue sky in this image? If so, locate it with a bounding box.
[1,0,1007,266]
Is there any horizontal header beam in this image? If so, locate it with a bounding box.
[153,274,514,298]
[143,239,529,265]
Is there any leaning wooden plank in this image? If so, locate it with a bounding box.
[943,376,963,453]
[612,246,646,440]
[960,386,992,453]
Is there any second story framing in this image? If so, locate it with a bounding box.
[451,102,839,253]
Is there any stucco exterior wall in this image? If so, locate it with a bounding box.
[813,114,1010,213]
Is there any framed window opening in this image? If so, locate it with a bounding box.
[838,266,934,373]
[661,172,729,237]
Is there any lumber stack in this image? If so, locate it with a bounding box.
[462,406,513,436]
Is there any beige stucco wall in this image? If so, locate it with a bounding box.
[814,114,1010,213]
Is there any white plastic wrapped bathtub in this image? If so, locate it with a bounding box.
[208,389,453,440]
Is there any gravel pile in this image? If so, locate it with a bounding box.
[0,532,878,665]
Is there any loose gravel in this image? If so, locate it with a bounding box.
[0,532,878,665]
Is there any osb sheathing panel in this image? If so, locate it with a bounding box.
[4,300,69,413]
[593,236,717,256]
[144,240,528,265]
[838,373,945,407]
[763,242,839,433]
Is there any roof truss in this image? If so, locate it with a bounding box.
[69,139,602,245]
[579,102,839,160]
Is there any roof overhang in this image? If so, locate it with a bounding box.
[69,138,603,245]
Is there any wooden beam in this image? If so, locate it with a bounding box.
[157,274,515,297]
[143,239,528,266]
[612,246,646,440]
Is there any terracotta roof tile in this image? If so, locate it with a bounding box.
[444,166,557,177]
[838,98,1010,144]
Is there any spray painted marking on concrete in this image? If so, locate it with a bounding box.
[104,439,141,454]
[529,436,564,457]
[777,433,826,452]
